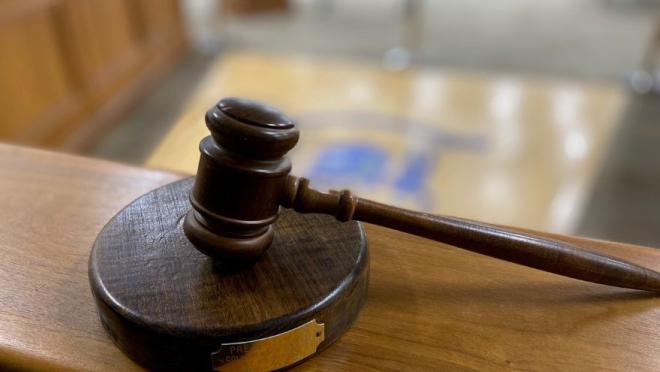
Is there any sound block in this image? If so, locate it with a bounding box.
[89,178,369,371]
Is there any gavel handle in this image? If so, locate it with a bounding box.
[281,176,660,293]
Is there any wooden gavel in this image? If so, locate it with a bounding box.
[184,97,660,293]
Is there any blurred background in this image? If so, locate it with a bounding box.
[2,0,660,246]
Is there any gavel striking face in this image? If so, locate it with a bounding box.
[185,97,660,293]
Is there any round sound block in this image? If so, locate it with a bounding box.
[89,178,369,371]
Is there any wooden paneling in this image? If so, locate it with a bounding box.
[135,0,183,46]
[0,0,186,150]
[58,0,143,91]
[0,3,77,141]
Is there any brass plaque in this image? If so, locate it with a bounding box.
[212,320,325,371]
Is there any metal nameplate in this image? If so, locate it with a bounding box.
[211,320,325,371]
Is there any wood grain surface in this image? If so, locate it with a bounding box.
[90,178,368,370]
[281,175,660,293]
[0,143,181,371]
[1,144,659,371]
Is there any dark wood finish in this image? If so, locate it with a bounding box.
[2,144,660,371]
[185,97,660,293]
[184,97,300,260]
[0,0,186,151]
[281,175,660,292]
[90,177,368,370]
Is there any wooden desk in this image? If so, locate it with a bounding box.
[147,51,625,235]
[1,144,659,371]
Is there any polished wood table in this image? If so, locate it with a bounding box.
[1,144,659,371]
[148,50,625,235]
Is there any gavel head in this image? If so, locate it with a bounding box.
[183,97,299,261]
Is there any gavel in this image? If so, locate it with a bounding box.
[184,97,660,293]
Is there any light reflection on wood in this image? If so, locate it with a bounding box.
[148,51,624,234]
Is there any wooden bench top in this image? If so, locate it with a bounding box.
[1,143,659,371]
